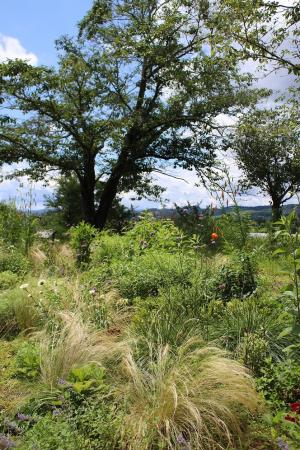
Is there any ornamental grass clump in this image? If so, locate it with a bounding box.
[117,336,261,450]
[37,311,126,387]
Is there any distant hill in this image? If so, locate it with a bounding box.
[144,204,299,222]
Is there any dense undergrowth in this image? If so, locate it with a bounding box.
[0,204,299,449]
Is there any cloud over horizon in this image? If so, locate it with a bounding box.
[0,35,38,65]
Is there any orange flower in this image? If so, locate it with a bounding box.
[211,232,219,241]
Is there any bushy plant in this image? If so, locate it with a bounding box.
[257,358,300,406]
[174,203,217,244]
[0,202,37,252]
[273,209,300,324]
[214,251,257,300]
[125,212,182,252]
[70,221,97,267]
[0,287,39,334]
[112,250,193,300]
[14,342,40,380]
[18,415,86,450]
[212,296,291,370]
[0,271,19,290]
[0,246,29,275]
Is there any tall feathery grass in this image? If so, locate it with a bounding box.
[118,336,261,450]
[37,311,126,387]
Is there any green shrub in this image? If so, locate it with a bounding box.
[18,415,86,450]
[66,396,120,450]
[214,252,257,300]
[257,358,300,406]
[0,271,19,290]
[91,232,128,265]
[0,247,29,274]
[212,297,291,368]
[0,202,37,253]
[70,221,97,267]
[125,212,182,253]
[14,342,40,379]
[112,251,193,300]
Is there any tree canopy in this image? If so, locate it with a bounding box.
[233,106,300,220]
[0,0,266,228]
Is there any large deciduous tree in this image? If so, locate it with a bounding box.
[233,107,300,221]
[213,0,300,75]
[0,0,263,229]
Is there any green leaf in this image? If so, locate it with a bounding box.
[278,326,293,338]
[272,248,285,256]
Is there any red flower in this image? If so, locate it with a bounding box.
[290,402,300,414]
[285,414,297,423]
[211,232,219,241]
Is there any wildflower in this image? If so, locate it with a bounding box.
[89,288,97,296]
[58,378,68,385]
[20,283,29,290]
[16,413,31,422]
[52,409,61,416]
[38,279,46,286]
[218,283,226,290]
[277,438,289,450]
[176,433,187,445]
[211,232,219,241]
[290,402,300,414]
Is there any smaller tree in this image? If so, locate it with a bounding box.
[233,107,300,221]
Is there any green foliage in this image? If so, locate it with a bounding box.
[65,394,120,450]
[273,208,300,323]
[213,252,257,300]
[46,174,131,231]
[70,222,97,267]
[0,271,18,290]
[218,210,252,251]
[0,202,37,253]
[18,415,86,450]
[234,107,300,221]
[174,204,217,243]
[0,246,29,274]
[258,358,300,406]
[112,250,192,300]
[67,364,106,395]
[125,213,182,252]
[212,296,291,369]
[14,342,40,380]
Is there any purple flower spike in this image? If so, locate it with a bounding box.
[277,438,289,450]
[16,413,31,421]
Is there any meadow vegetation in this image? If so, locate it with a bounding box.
[0,204,299,449]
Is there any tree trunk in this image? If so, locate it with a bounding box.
[79,158,97,225]
[80,180,96,225]
[271,198,283,222]
[95,153,128,230]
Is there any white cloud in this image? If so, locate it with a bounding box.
[0,35,38,65]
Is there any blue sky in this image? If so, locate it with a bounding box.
[0,1,296,210]
[0,1,93,66]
